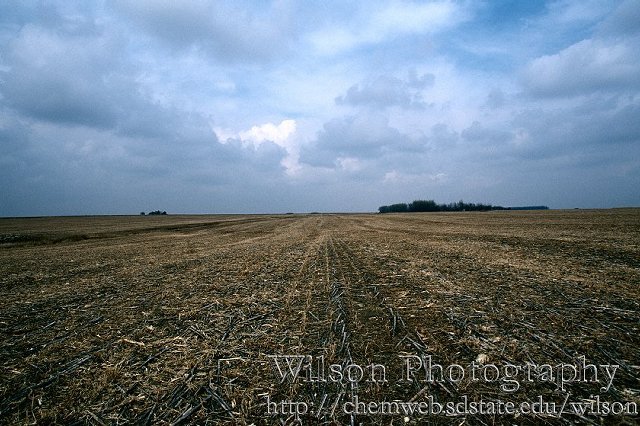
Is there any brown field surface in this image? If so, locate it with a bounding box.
[1,210,639,425]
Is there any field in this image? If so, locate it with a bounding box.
[1,210,639,425]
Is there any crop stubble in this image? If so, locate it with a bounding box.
[0,210,638,425]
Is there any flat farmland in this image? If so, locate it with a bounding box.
[0,210,638,425]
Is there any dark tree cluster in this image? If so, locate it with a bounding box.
[378,199,508,213]
[142,210,168,215]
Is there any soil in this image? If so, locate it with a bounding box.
[1,210,638,425]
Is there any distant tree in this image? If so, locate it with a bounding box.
[379,199,507,213]
[140,212,145,215]
[388,203,409,213]
[408,200,438,212]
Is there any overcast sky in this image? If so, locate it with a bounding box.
[1,0,639,215]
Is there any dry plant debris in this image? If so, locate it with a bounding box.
[0,210,638,425]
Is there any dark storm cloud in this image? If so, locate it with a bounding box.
[0,113,288,215]
[299,114,424,168]
[0,21,206,142]
[0,20,125,128]
[3,72,119,129]
[0,2,294,216]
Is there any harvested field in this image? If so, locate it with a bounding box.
[1,210,639,425]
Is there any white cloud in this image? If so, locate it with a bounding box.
[336,156,363,173]
[239,119,296,147]
[216,119,301,174]
[383,170,447,184]
[522,37,640,97]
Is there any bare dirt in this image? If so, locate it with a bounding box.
[1,210,638,425]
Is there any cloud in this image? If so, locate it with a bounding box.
[1,0,639,214]
[597,0,640,36]
[0,115,289,215]
[383,170,447,184]
[0,16,214,141]
[0,110,31,160]
[335,73,434,109]
[430,123,459,148]
[545,0,614,25]
[461,121,513,144]
[336,157,364,173]
[0,23,126,128]
[238,120,297,148]
[299,114,424,168]
[0,3,296,215]
[521,36,640,98]
[110,0,296,63]
[215,119,300,174]
[485,88,505,109]
[308,0,466,55]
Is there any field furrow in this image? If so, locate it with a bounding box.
[1,211,639,425]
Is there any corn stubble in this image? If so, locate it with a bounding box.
[0,210,638,425]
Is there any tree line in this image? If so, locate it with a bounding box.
[378,199,505,213]
[378,200,549,213]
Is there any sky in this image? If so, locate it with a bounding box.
[1,0,639,215]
